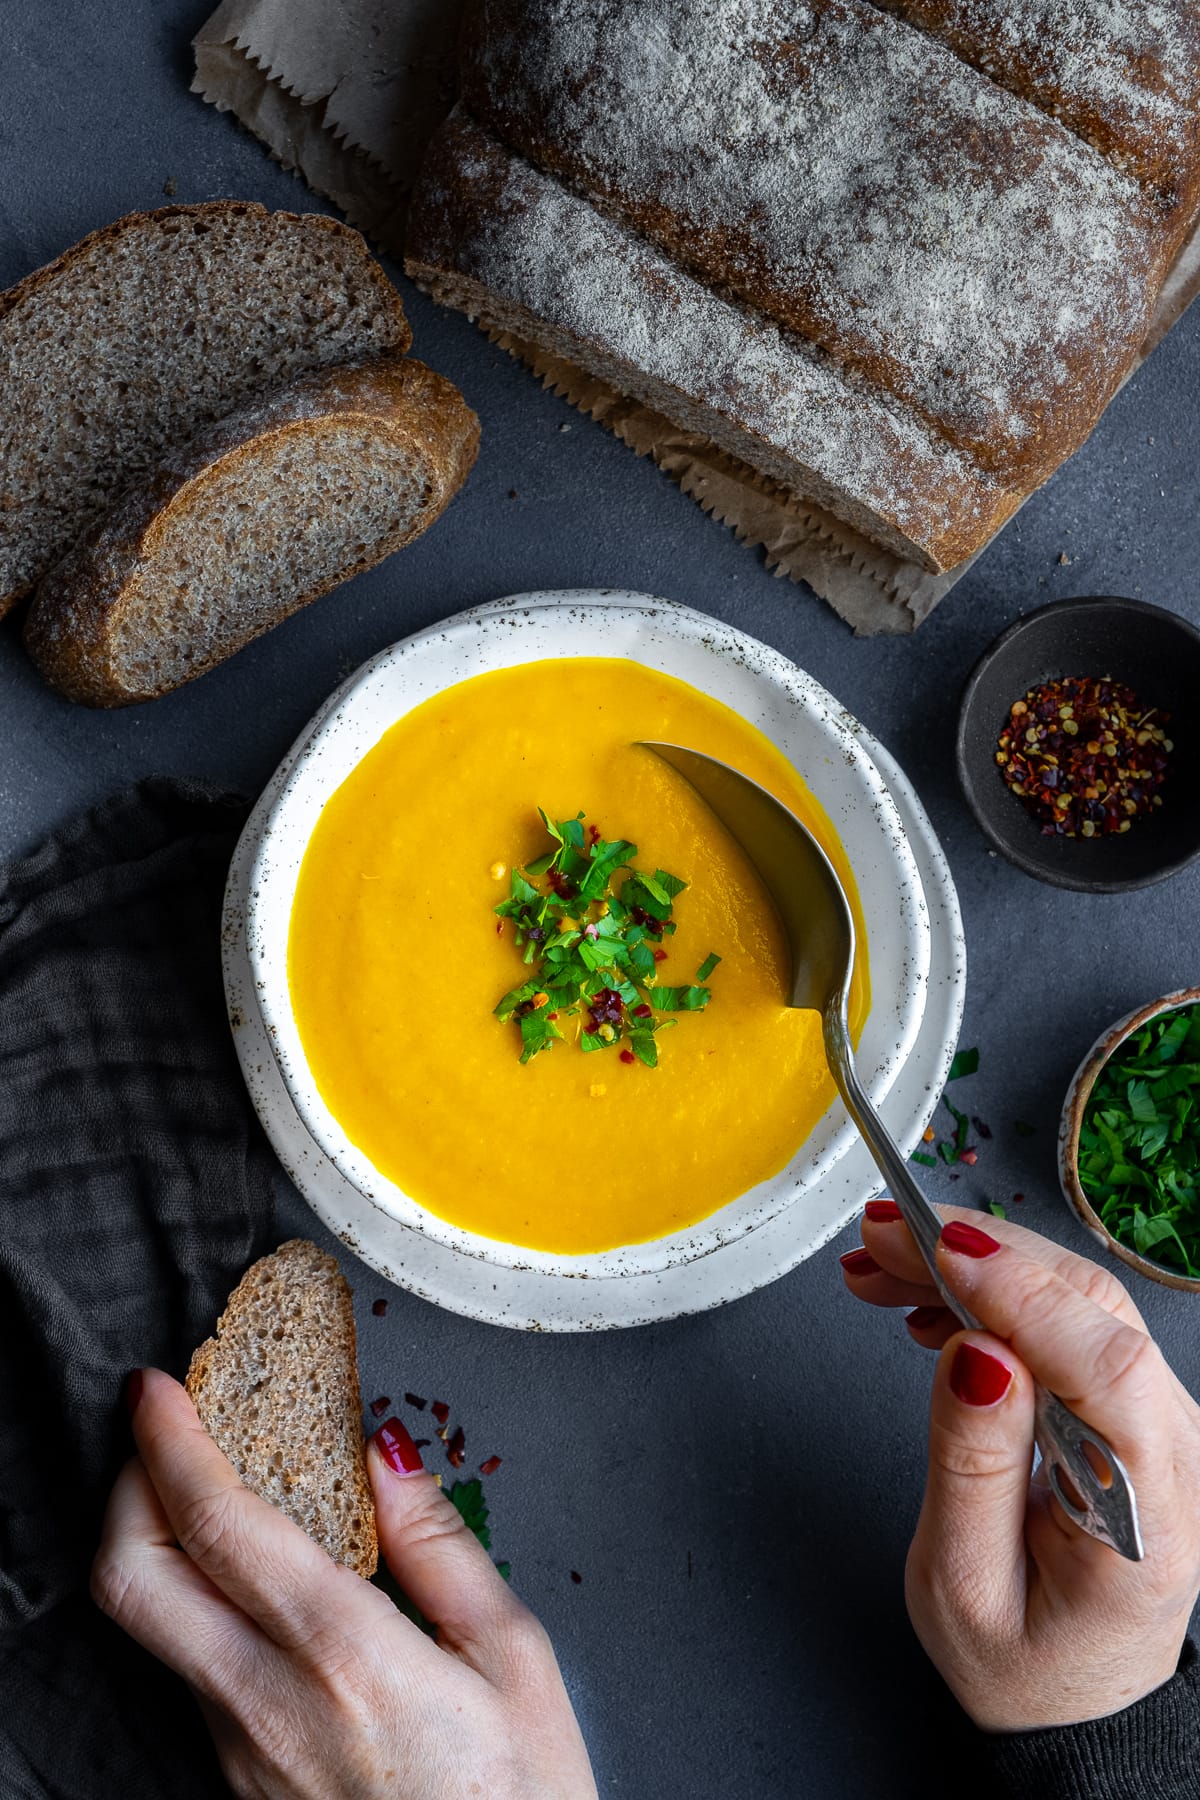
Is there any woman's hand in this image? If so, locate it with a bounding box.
[91,1369,597,1799]
[841,1204,1200,1733]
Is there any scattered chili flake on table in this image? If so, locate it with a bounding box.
[995,676,1172,838]
[405,1391,427,1410]
[431,1399,450,1425]
[369,1395,390,1417]
[570,1570,583,1585]
[371,1298,388,1316]
[446,1426,466,1469]
[479,1455,502,1476]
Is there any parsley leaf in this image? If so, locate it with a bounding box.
[494,813,719,1068]
[1078,1004,1200,1277]
[947,1047,980,1081]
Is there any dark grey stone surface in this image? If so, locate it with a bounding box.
[2,5,1199,1794]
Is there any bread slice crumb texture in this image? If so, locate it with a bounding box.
[24,355,479,705]
[0,203,412,614]
[185,1238,379,1580]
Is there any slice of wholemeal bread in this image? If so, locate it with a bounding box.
[185,1238,379,1579]
[0,202,412,616]
[24,355,479,705]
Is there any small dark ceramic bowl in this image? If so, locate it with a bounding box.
[957,596,1200,892]
[1059,988,1200,1292]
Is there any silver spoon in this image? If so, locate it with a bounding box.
[641,741,1144,1561]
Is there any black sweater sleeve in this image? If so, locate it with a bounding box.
[980,1640,1200,1798]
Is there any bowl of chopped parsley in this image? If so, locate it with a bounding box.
[1060,990,1200,1290]
[957,596,1200,892]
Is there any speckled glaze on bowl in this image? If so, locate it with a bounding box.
[246,590,932,1281]
[1059,986,1200,1292]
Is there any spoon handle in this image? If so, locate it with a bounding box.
[823,1003,1144,1563]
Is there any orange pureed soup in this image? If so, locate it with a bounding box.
[288,659,869,1254]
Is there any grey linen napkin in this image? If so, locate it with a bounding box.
[0,778,276,1797]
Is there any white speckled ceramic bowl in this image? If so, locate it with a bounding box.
[1059,987,1200,1292]
[246,591,932,1280]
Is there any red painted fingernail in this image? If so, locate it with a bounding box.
[125,1369,144,1417]
[950,1343,1013,1407]
[839,1248,879,1276]
[374,1416,425,1476]
[906,1305,950,1332]
[864,1199,902,1223]
[941,1220,1001,1259]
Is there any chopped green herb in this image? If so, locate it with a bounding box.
[987,1202,1007,1219]
[910,1151,938,1169]
[448,1477,492,1550]
[1077,1004,1200,1278]
[948,1047,980,1081]
[494,812,718,1066]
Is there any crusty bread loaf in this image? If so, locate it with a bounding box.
[408,108,1017,571]
[407,0,1200,573]
[185,1239,379,1580]
[871,0,1200,227]
[0,202,412,616]
[24,356,479,706]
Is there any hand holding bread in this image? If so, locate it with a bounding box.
[93,1241,596,1800]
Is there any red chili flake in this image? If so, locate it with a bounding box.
[431,1400,450,1425]
[404,1392,427,1410]
[547,1011,559,1021]
[413,1438,431,1449]
[586,987,625,1031]
[480,1455,502,1475]
[546,868,576,899]
[588,823,601,844]
[995,676,1172,839]
[632,1003,653,1019]
[1013,1192,1025,1205]
[371,1298,388,1317]
[959,1148,979,1166]
[570,1570,583,1585]
[972,1118,993,1140]
[446,1426,466,1468]
[652,948,669,963]
[620,1049,636,1064]
[495,920,504,936]
[369,1395,391,1417]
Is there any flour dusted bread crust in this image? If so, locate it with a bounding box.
[407,0,1200,573]
[408,108,1016,569]
[0,202,412,616]
[24,356,479,706]
[185,1239,379,1580]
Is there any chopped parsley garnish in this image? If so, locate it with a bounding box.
[494,810,719,1067]
[1077,1004,1200,1277]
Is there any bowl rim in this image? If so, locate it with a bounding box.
[246,589,933,1279]
[1058,986,1200,1292]
[956,594,1200,894]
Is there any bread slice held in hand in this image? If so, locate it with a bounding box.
[185,1238,379,1579]
[24,355,479,705]
[0,201,412,615]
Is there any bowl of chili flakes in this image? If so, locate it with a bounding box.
[956,596,1200,893]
